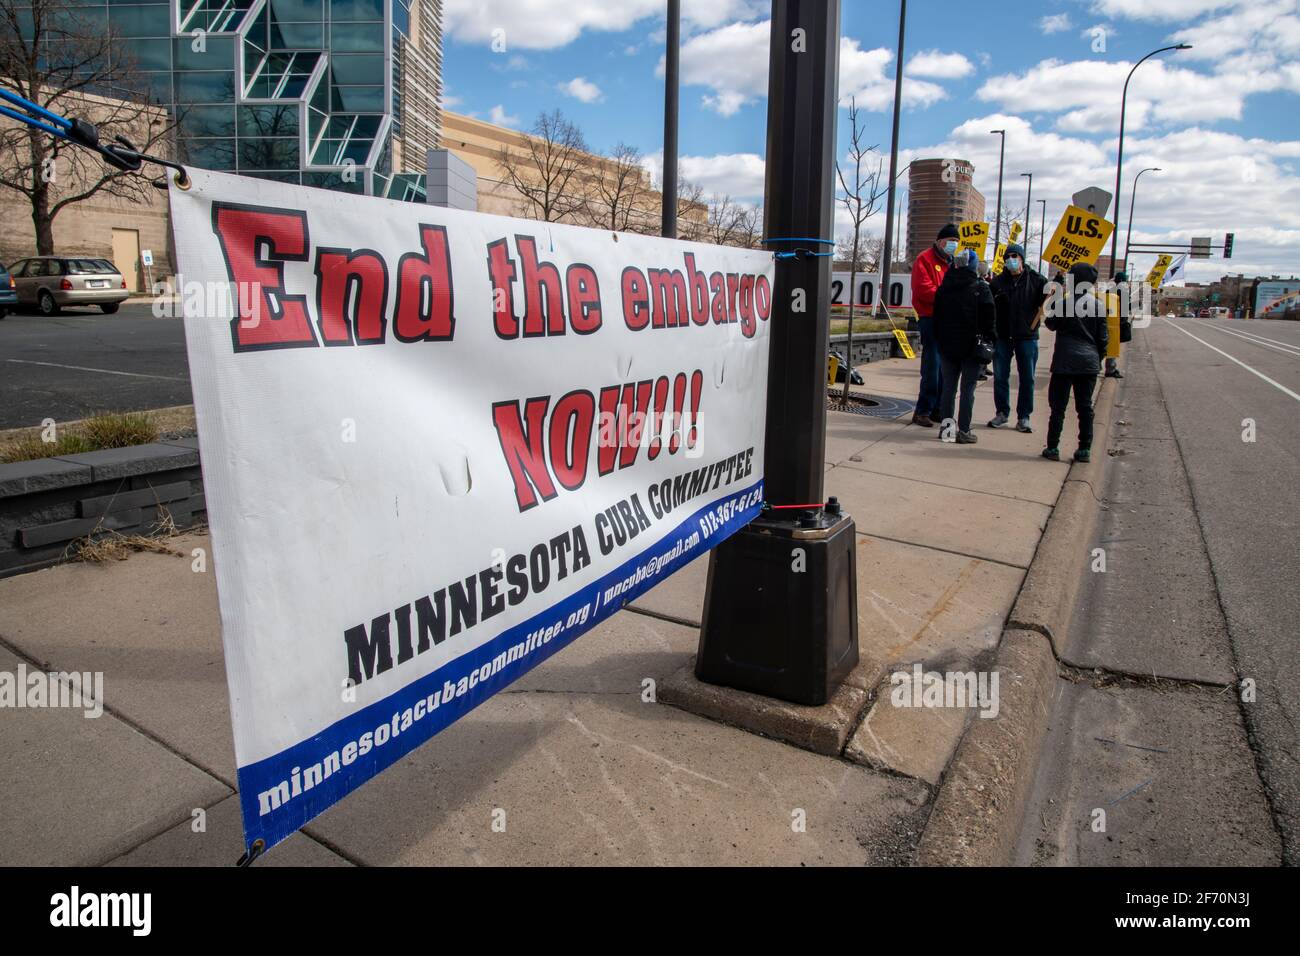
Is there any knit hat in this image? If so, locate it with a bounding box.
[1114,270,1129,282]
[957,249,979,270]
[1005,243,1025,260]
[1069,262,1099,285]
[937,223,960,241]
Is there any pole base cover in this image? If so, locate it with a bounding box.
[696,511,859,706]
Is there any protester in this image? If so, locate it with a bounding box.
[932,249,996,444]
[1042,263,1109,462]
[976,259,993,382]
[988,243,1048,432]
[1104,270,1128,378]
[910,223,959,426]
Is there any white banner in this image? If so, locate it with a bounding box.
[169,168,774,853]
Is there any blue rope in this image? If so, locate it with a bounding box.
[0,87,72,136]
[0,81,187,181]
[774,251,832,259]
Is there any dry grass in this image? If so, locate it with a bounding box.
[66,504,185,564]
[1,410,163,463]
[829,317,898,335]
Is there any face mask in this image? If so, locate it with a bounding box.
[1006,257,1022,273]
[943,240,958,255]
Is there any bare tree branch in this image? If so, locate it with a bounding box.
[0,0,179,254]
[495,109,593,224]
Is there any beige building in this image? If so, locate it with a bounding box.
[440,110,703,235]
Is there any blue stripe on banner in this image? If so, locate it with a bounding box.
[236,477,765,852]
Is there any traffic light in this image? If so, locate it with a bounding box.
[1224,232,1234,259]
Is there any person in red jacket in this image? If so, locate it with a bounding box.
[910,223,959,425]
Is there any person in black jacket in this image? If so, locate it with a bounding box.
[1042,262,1109,462]
[932,249,996,444]
[988,243,1048,432]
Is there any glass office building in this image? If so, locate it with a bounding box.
[53,0,442,199]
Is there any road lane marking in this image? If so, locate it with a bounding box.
[1160,318,1300,402]
[1190,319,1300,357]
[4,359,186,382]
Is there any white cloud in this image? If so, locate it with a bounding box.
[443,0,768,50]
[902,114,1300,279]
[1039,13,1073,34]
[641,151,767,200]
[561,77,604,103]
[488,104,520,127]
[977,56,1282,131]
[1090,0,1241,20]
[681,152,767,199]
[672,19,769,115]
[905,50,974,79]
[673,21,958,115]
[1171,0,1300,65]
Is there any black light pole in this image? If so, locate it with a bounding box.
[1108,43,1190,277]
[661,0,680,238]
[1020,171,1032,252]
[1123,166,1161,266]
[697,0,858,707]
[876,0,907,319]
[990,129,1006,250]
[1036,198,1046,266]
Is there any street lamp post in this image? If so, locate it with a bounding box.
[1036,198,1046,267]
[1123,166,1162,267]
[875,0,907,322]
[1020,171,1032,252]
[661,0,681,238]
[1108,43,1191,277]
[990,129,1006,250]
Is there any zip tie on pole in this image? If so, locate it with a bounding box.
[0,83,189,186]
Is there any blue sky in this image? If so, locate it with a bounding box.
[442,0,1300,283]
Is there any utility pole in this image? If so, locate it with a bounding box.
[661,0,680,238]
[990,129,1006,251]
[696,0,858,706]
[875,0,907,322]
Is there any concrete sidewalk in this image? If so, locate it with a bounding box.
[0,342,1078,866]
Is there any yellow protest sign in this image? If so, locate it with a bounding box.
[990,222,1022,275]
[957,221,989,259]
[1042,205,1115,271]
[1146,254,1173,290]
[991,242,1007,275]
[892,328,916,359]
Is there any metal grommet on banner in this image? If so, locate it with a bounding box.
[235,838,265,867]
[173,168,191,190]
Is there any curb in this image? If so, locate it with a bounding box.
[915,374,1119,866]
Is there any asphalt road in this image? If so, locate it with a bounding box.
[1018,316,1299,865]
[0,300,191,429]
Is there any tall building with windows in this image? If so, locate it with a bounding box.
[80,0,443,198]
[905,158,986,264]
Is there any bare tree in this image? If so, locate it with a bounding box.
[674,178,707,241]
[835,233,884,272]
[993,204,1042,264]
[0,0,178,255]
[703,193,748,246]
[588,141,650,232]
[735,202,762,249]
[834,97,888,402]
[496,109,592,223]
